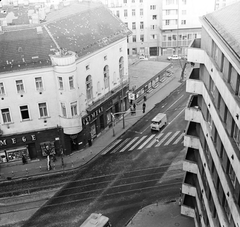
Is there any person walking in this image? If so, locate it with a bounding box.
[142,102,146,113]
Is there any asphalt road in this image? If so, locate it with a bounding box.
[22,83,189,227]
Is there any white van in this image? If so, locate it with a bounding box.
[150,113,167,131]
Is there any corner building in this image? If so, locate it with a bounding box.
[181,2,240,227]
[0,1,131,162]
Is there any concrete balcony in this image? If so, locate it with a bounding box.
[185,95,201,123]
[182,172,197,197]
[186,68,203,95]
[187,38,205,64]
[183,147,198,174]
[184,121,199,149]
[50,50,76,66]
[59,115,82,135]
[181,194,196,218]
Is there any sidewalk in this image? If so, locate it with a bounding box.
[0,61,195,227]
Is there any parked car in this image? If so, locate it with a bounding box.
[167,55,181,60]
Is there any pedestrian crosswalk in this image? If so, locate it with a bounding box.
[102,131,184,155]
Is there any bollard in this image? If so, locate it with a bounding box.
[71,161,74,168]
[12,171,14,178]
[39,166,41,171]
[53,163,55,170]
[26,168,28,176]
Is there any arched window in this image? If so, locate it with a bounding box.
[119,57,124,78]
[104,65,109,89]
[86,75,93,100]
[97,81,101,95]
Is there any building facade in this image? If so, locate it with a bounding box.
[0,1,131,163]
[182,2,240,227]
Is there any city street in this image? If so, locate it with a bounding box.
[22,82,189,227]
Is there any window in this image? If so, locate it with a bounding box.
[228,164,236,188]
[151,34,157,39]
[97,81,101,95]
[140,34,144,42]
[124,9,128,17]
[166,10,170,15]
[35,77,43,91]
[140,0,143,2]
[119,57,124,78]
[1,108,11,123]
[132,48,137,55]
[132,0,135,2]
[58,77,63,90]
[132,35,136,42]
[119,47,122,52]
[132,22,136,30]
[86,75,93,100]
[182,10,186,15]
[38,103,48,118]
[151,25,156,30]
[166,0,174,4]
[104,55,107,60]
[150,5,156,10]
[61,103,67,117]
[123,0,127,3]
[104,65,109,89]
[182,0,186,4]
[86,65,90,70]
[69,76,74,89]
[116,10,120,17]
[152,15,157,20]
[140,22,144,29]
[132,9,135,16]
[19,105,30,121]
[140,8,143,16]
[181,20,186,25]
[165,20,170,25]
[233,123,240,149]
[0,82,5,95]
[71,102,77,116]
[16,80,24,93]
[125,22,128,28]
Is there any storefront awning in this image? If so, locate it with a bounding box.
[63,126,82,135]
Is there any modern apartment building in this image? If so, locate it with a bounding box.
[214,0,240,10]
[0,1,131,163]
[182,2,240,227]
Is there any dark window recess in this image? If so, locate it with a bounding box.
[20,106,30,120]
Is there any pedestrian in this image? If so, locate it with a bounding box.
[142,102,146,113]
[130,105,134,115]
[22,154,27,164]
[143,95,147,102]
[47,155,52,171]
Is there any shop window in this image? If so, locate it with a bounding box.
[1,108,11,123]
[58,77,63,90]
[104,65,109,89]
[61,103,67,117]
[0,82,5,95]
[71,102,77,116]
[16,79,25,94]
[38,102,48,118]
[86,75,93,100]
[20,105,30,120]
[69,76,74,89]
[35,77,43,91]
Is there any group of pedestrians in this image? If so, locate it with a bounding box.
[130,95,147,115]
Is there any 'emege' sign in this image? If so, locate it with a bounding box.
[0,135,36,146]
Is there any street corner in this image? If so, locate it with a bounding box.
[126,200,194,227]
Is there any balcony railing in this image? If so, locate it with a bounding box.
[185,147,198,163]
[181,194,196,218]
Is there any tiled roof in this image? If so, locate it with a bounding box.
[0,26,55,72]
[204,1,240,59]
[0,2,131,73]
[46,3,131,58]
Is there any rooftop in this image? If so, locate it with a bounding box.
[0,1,131,73]
[204,1,240,59]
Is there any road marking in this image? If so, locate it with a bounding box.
[111,138,130,153]
[165,94,184,112]
[138,134,156,150]
[101,139,122,155]
[164,131,180,146]
[155,132,172,147]
[146,133,163,148]
[129,136,147,151]
[173,133,185,144]
[119,137,139,152]
[168,108,185,125]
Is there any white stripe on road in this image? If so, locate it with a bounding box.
[138,134,156,150]
[165,95,184,112]
[155,132,172,147]
[164,131,180,146]
[173,133,184,144]
[101,139,122,155]
[146,133,163,148]
[111,138,131,153]
[129,136,147,151]
[119,137,139,152]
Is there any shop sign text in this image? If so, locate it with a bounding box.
[0,135,36,147]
